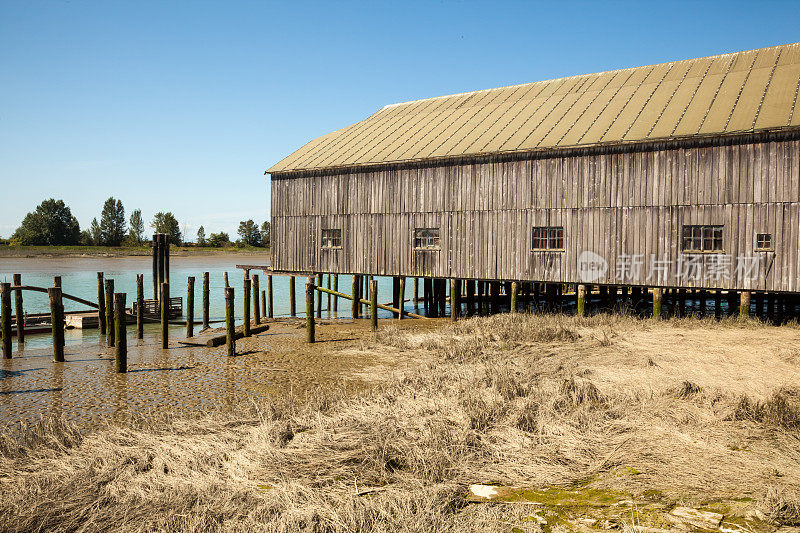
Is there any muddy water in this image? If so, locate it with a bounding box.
[0,256,423,431]
[0,255,408,350]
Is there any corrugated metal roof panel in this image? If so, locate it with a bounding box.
[268,42,800,173]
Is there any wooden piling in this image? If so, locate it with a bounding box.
[332,275,338,314]
[261,290,267,320]
[186,276,195,338]
[97,272,106,334]
[316,273,323,319]
[225,287,235,356]
[351,275,359,319]
[243,276,251,337]
[398,277,405,320]
[653,288,663,319]
[740,291,751,318]
[114,293,127,373]
[202,272,210,329]
[160,282,169,349]
[576,284,586,317]
[157,234,165,291]
[306,276,315,343]
[136,274,144,339]
[508,281,518,313]
[105,279,115,347]
[1,283,11,359]
[13,274,23,345]
[714,290,722,319]
[48,286,64,362]
[326,274,331,319]
[224,271,229,288]
[164,235,170,284]
[152,235,159,300]
[289,276,296,317]
[252,274,261,325]
[267,275,274,318]
[370,279,378,331]
[423,278,432,317]
[450,279,459,321]
[490,281,500,314]
[414,277,419,310]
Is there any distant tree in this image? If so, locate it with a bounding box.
[150,212,182,244]
[196,226,206,246]
[207,232,230,248]
[12,199,81,245]
[237,220,261,246]
[89,218,102,245]
[128,208,144,244]
[99,197,126,246]
[260,220,271,248]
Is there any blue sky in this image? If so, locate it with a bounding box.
[2,0,799,240]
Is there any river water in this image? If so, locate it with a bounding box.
[0,255,413,350]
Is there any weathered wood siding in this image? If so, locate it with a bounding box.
[271,132,800,291]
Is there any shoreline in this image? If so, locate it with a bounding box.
[0,245,270,258]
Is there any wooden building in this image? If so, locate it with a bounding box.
[267,43,800,296]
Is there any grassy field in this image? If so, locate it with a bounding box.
[1,313,799,532]
[0,245,270,257]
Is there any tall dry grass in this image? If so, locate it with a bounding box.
[1,312,799,531]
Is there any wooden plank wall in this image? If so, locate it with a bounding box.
[271,133,800,292]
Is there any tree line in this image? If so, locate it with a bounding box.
[4,198,270,249]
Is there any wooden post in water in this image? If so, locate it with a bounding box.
[114,293,127,373]
[332,275,338,314]
[370,279,378,331]
[316,273,323,318]
[202,272,210,330]
[306,276,315,343]
[267,275,274,318]
[413,278,419,310]
[0,283,11,359]
[261,290,267,320]
[225,287,235,356]
[351,275,359,319]
[164,235,170,284]
[186,276,195,338]
[398,277,405,320]
[740,291,751,318]
[653,288,663,319]
[160,282,169,349]
[157,234,165,291]
[224,271,229,288]
[48,286,64,362]
[13,274,24,345]
[252,274,261,325]
[576,284,586,317]
[289,276,296,317]
[136,274,144,339]
[152,235,159,300]
[510,281,519,313]
[326,274,331,319]
[450,279,459,321]
[465,280,475,316]
[105,279,115,347]
[97,272,107,335]
[243,276,251,337]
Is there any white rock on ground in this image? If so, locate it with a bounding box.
[669,507,723,529]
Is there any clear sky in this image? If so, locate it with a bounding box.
[2,0,799,240]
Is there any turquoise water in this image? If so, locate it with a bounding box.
[0,255,419,350]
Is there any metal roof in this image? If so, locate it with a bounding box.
[268,42,800,174]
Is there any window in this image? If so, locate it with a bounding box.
[681,225,723,252]
[321,228,342,249]
[414,228,440,250]
[756,233,773,251]
[531,226,564,251]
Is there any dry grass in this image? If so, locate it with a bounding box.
[1,312,800,531]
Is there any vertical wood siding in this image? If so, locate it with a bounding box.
[271,134,800,291]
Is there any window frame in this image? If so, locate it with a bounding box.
[413,227,441,251]
[531,226,565,252]
[320,228,342,250]
[681,225,724,253]
[755,232,773,252]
